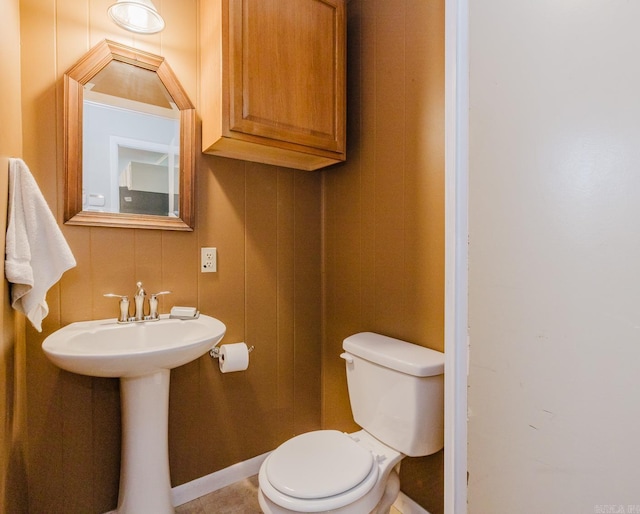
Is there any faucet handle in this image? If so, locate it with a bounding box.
[150,291,172,298]
[149,291,172,319]
[104,293,130,322]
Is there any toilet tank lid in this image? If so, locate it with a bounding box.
[343,332,444,377]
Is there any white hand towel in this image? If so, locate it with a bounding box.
[4,158,77,332]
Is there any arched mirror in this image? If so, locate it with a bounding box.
[64,40,195,230]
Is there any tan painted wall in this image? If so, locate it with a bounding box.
[20,0,321,512]
[0,0,27,512]
[322,1,445,512]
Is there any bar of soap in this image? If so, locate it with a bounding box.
[170,306,198,318]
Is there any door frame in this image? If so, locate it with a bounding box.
[443,0,469,513]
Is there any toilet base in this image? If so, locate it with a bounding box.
[373,468,400,514]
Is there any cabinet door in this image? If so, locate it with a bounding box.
[227,0,345,155]
[201,0,346,170]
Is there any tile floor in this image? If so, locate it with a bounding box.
[175,475,402,513]
[176,476,261,514]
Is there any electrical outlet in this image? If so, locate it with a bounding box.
[201,247,217,272]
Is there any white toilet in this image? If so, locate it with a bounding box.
[258,332,445,514]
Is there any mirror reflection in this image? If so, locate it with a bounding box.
[83,61,180,217]
[64,40,195,231]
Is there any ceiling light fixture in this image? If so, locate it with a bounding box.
[108,0,165,34]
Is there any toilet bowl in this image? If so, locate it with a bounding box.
[258,332,445,514]
[258,430,402,514]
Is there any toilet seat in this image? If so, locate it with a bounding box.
[267,430,375,498]
[261,430,380,512]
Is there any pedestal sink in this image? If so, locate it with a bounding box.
[42,314,226,514]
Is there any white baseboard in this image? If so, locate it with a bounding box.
[106,453,432,514]
[172,451,270,506]
[103,452,270,514]
[393,491,432,514]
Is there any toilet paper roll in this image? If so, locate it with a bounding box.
[219,342,250,373]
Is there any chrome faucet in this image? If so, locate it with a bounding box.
[104,282,171,322]
[134,281,146,321]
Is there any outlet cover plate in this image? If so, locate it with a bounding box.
[201,247,217,273]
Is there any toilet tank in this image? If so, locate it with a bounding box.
[342,332,444,457]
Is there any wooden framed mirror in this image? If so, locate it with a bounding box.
[64,40,195,230]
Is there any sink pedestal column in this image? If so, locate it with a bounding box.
[117,369,174,514]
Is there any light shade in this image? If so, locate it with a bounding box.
[108,0,165,34]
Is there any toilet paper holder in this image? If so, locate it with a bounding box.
[209,343,255,359]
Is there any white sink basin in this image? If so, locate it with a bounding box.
[42,314,226,378]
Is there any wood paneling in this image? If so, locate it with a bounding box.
[321,0,445,512]
[15,0,444,512]
[20,1,322,511]
[1,0,26,511]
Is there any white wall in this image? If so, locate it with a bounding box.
[468,1,640,512]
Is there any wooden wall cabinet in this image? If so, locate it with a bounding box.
[200,0,346,171]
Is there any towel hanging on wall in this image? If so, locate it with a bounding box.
[4,158,76,332]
